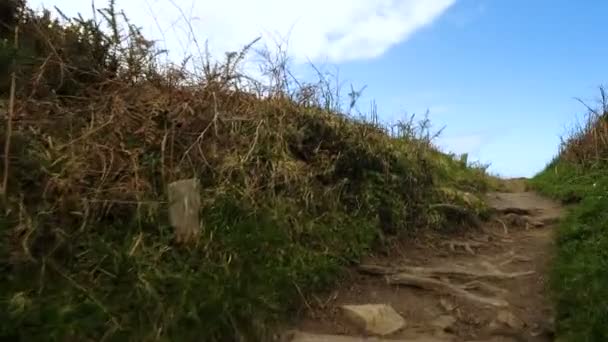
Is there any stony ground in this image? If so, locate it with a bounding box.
[279,191,562,342]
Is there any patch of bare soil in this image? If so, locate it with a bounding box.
[281,192,562,342]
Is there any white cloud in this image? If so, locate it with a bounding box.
[28,0,455,64]
[437,133,485,155]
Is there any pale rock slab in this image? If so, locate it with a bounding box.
[340,304,406,336]
[168,178,201,244]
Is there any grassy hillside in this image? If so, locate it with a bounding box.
[0,2,493,341]
[531,88,608,341]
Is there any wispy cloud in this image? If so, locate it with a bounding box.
[437,133,487,155]
[29,0,456,64]
[443,0,486,28]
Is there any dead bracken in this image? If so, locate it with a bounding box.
[0,1,496,341]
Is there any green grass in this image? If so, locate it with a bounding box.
[531,159,608,342]
[1,195,378,341]
[530,84,608,341]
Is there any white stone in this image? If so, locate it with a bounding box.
[287,331,453,342]
[490,310,525,331]
[340,304,406,336]
[168,178,201,244]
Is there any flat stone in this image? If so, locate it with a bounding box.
[490,310,525,330]
[503,213,528,227]
[287,331,453,342]
[288,332,382,341]
[341,304,406,336]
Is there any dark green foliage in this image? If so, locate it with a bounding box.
[531,161,608,342]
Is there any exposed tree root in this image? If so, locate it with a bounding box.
[480,226,513,243]
[359,263,535,281]
[462,280,508,296]
[493,217,509,235]
[485,250,533,267]
[441,240,483,255]
[387,273,509,308]
[358,264,402,275]
[499,255,532,267]
[477,261,534,279]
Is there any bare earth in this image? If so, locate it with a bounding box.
[280,192,562,342]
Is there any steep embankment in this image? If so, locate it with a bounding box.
[531,89,608,341]
[0,3,493,341]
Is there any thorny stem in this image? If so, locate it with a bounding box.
[2,25,19,201]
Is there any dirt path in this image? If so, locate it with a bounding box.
[281,192,562,342]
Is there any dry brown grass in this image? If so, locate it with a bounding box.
[0,2,494,341]
[559,86,608,166]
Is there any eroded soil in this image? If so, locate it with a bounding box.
[281,192,562,342]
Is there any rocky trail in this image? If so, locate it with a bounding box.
[280,191,563,342]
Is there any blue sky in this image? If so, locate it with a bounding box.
[29,0,608,177]
[334,0,608,177]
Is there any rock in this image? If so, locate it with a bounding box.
[439,298,456,312]
[340,304,406,336]
[287,331,382,342]
[168,178,201,244]
[491,310,525,330]
[503,213,546,229]
[503,213,527,227]
[286,331,454,342]
[439,187,484,209]
[431,315,457,333]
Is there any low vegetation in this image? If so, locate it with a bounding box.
[531,87,608,341]
[0,1,493,341]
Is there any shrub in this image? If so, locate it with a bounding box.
[0,2,492,340]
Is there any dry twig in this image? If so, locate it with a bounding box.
[388,273,509,308]
[2,25,18,199]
